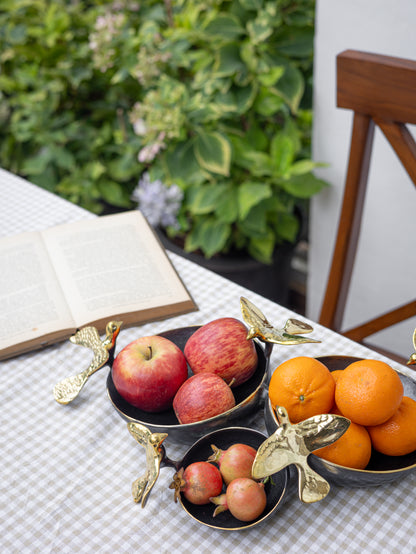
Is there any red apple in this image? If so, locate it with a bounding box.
[184,317,258,387]
[112,335,188,412]
[173,373,236,424]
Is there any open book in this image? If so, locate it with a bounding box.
[0,211,197,360]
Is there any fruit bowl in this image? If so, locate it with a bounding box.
[135,425,289,531]
[169,427,289,530]
[264,356,416,487]
[107,326,271,444]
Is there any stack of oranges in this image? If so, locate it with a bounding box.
[268,356,416,470]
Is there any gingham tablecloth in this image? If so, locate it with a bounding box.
[1,168,415,554]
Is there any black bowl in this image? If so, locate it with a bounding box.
[166,426,289,530]
[264,355,416,487]
[107,326,271,444]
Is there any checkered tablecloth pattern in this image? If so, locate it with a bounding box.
[1,169,415,553]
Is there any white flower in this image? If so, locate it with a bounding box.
[132,118,147,136]
[88,11,126,72]
[137,132,166,163]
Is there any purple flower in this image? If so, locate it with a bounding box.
[131,172,183,229]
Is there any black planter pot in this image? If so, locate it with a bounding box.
[157,230,296,308]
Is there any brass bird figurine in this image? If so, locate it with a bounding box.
[127,422,168,508]
[240,296,320,345]
[53,320,122,404]
[407,328,416,366]
[252,405,350,503]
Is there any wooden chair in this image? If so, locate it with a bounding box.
[318,49,416,364]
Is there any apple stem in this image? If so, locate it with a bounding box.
[145,345,152,360]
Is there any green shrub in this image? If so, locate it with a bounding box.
[0,0,327,263]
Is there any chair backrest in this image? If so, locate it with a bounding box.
[318,49,416,365]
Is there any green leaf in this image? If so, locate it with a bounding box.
[194,131,231,176]
[164,140,207,185]
[238,182,272,220]
[280,172,329,199]
[258,66,285,87]
[247,10,275,45]
[274,64,304,113]
[185,218,231,258]
[50,145,76,171]
[107,151,138,182]
[215,186,238,223]
[234,82,258,113]
[233,149,274,176]
[248,230,275,264]
[270,133,296,177]
[212,92,238,115]
[98,180,131,208]
[22,148,53,175]
[187,98,226,124]
[274,27,315,58]
[186,184,225,215]
[87,161,107,180]
[254,87,285,116]
[274,212,299,242]
[281,117,302,153]
[239,41,258,73]
[239,202,268,238]
[239,0,263,10]
[202,14,245,40]
[214,44,245,76]
[289,159,327,176]
[30,166,58,192]
[243,123,268,151]
[8,23,27,44]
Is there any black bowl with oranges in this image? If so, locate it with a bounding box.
[264,355,416,487]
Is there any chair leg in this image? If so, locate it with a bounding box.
[319,112,375,331]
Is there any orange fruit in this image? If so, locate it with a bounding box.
[367,396,416,456]
[329,370,344,411]
[314,410,372,470]
[331,369,343,384]
[335,359,403,426]
[268,356,335,423]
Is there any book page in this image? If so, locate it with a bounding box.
[42,211,196,328]
[0,232,75,351]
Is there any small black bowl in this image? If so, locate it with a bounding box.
[264,355,416,487]
[107,326,271,444]
[163,426,289,530]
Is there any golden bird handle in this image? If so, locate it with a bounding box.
[53,368,91,404]
[127,422,168,508]
[53,320,121,405]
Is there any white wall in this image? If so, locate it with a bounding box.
[308,0,416,358]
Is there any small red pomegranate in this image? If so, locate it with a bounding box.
[207,443,257,484]
[170,462,223,505]
[210,478,267,522]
